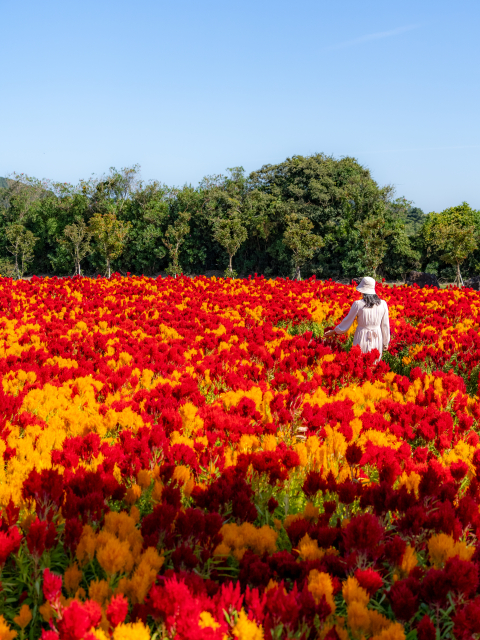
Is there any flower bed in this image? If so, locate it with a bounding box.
[1,275,480,640]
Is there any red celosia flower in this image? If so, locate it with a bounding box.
[354,568,383,596]
[57,600,100,640]
[389,579,419,621]
[383,536,407,565]
[342,514,384,555]
[444,556,479,597]
[337,481,358,505]
[302,471,327,497]
[416,615,436,640]
[450,460,468,481]
[345,443,363,466]
[43,568,63,602]
[0,526,21,566]
[452,596,480,640]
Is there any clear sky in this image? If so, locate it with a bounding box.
[1,0,479,213]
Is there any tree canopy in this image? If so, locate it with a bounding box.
[0,159,478,282]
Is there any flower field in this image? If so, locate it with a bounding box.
[1,275,480,640]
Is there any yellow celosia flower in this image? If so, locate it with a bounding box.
[367,610,392,636]
[64,563,83,595]
[89,630,109,640]
[96,536,134,576]
[297,534,325,561]
[199,611,220,630]
[137,469,151,489]
[76,525,97,566]
[130,505,140,524]
[342,577,370,607]
[39,602,54,622]
[125,484,142,505]
[371,621,406,640]
[232,609,263,640]
[262,434,277,451]
[213,542,230,557]
[307,570,335,613]
[397,471,421,495]
[112,621,151,640]
[219,522,278,557]
[125,547,164,604]
[303,502,320,522]
[346,601,370,637]
[428,533,475,568]
[400,546,418,574]
[172,465,191,486]
[89,579,111,605]
[151,480,163,503]
[0,615,17,640]
[13,604,32,629]
[294,442,308,466]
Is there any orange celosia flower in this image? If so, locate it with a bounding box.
[13,604,32,629]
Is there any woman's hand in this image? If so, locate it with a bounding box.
[324,328,336,338]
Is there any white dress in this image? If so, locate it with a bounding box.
[334,299,390,357]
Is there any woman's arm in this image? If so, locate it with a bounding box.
[325,301,360,337]
[381,301,390,349]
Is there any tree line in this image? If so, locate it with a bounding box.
[0,155,478,284]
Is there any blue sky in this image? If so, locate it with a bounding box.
[1,0,479,212]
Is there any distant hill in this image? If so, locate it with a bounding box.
[0,177,8,189]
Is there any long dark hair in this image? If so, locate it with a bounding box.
[362,293,381,308]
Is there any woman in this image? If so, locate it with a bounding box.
[324,276,390,358]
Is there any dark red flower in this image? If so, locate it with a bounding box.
[345,443,363,466]
[342,514,384,555]
[416,615,436,640]
[450,460,468,481]
[389,579,418,621]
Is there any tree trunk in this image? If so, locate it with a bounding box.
[106,256,111,278]
[229,254,233,273]
[295,264,301,281]
[456,262,462,287]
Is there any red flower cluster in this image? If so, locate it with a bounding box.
[0,274,479,639]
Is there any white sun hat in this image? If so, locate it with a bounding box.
[356,276,376,295]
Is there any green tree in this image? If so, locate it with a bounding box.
[115,180,170,275]
[0,258,16,278]
[162,210,191,276]
[283,214,324,280]
[249,154,398,279]
[423,202,479,286]
[0,174,49,224]
[89,211,131,277]
[354,215,392,278]
[5,224,38,279]
[202,168,249,277]
[212,214,248,277]
[406,206,425,234]
[58,217,92,276]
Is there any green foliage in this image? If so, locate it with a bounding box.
[0,258,16,278]
[355,214,392,278]
[283,213,324,279]
[0,159,477,282]
[89,211,131,277]
[424,202,480,285]
[163,210,191,276]
[212,215,248,277]
[406,206,426,234]
[58,217,92,275]
[5,224,38,279]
